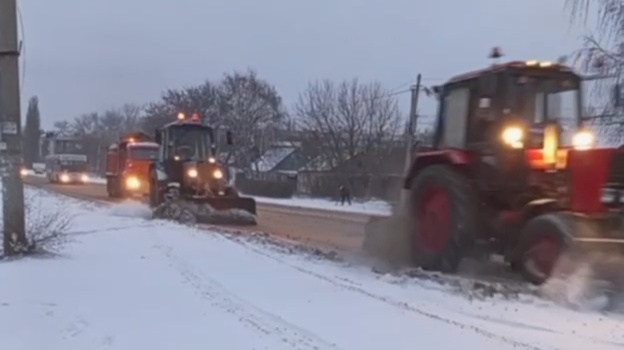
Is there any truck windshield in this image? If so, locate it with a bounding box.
[168,126,215,161]
[60,161,87,172]
[129,147,158,160]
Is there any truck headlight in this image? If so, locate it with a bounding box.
[187,168,198,178]
[81,174,89,182]
[572,130,594,150]
[501,126,523,148]
[125,176,140,189]
[60,174,70,183]
[213,169,223,179]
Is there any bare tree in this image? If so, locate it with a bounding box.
[294,78,402,173]
[566,0,624,143]
[217,69,288,168]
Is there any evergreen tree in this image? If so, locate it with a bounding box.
[23,96,41,167]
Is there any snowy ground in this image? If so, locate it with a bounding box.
[1,187,624,349]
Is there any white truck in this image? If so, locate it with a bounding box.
[45,154,89,184]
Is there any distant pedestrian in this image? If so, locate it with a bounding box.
[339,184,351,206]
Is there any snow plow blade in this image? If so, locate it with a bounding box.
[153,196,257,226]
[191,196,257,226]
[198,196,257,216]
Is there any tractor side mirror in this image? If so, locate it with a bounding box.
[226,131,233,145]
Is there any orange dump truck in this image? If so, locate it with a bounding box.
[105,132,158,198]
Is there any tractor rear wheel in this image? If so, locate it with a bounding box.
[517,213,573,285]
[407,165,478,273]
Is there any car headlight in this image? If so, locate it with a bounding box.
[187,168,198,178]
[60,174,70,182]
[572,129,594,150]
[81,174,89,182]
[213,169,223,179]
[125,176,140,189]
[19,168,28,177]
[501,126,523,148]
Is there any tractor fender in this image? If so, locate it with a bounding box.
[521,198,562,222]
[403,149,472,189]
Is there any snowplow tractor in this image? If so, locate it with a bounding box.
[364,57,624,287]
[148,113,257,226]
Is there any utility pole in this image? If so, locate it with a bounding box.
[0,0,27,254]
[400,74,421,204]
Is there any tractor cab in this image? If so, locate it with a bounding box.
[152,112,234,196]
[425,56,596,201]
[432,60,590,153]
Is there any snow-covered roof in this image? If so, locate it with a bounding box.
[252,146,296,172]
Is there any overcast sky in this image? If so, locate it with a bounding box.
[20,0,588,129]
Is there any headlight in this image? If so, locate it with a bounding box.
[187,168,198,178]
[60,174,69,182]
[19,168,28,177]
[501,126,523,148]
[125,176,140,189]
[208,157,216,163]
[572,130,594,150]
[81,174,89,182]
[213,169,223,179]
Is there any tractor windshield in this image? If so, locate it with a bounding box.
[511,74,581,129]
[168,125,216,161]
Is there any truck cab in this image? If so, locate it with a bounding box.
[106,132,159,198]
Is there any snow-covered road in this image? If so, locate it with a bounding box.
[1,187,623,350]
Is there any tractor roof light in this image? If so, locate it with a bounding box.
[572,129,595,150]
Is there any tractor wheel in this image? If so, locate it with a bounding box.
[407,165,479,273]
[517,213,573,285]
[148,169,162,208]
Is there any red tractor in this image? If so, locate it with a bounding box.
[364,58,624,284]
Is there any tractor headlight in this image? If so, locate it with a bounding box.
[187,168,198,178]
[125,176,140,189]
[213,169,223,179]
[60,173,70,183]
[501,126,524,149]
[572,130,594,150]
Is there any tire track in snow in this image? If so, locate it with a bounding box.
[151,242,340,350]
[221,234,556,350]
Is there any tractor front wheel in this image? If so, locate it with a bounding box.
[517,213,573,285]
[408,165,479,273]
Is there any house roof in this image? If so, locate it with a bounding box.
[252,146,297,172]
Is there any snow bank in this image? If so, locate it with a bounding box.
[0,188,623,349]
[246,195,392,216]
